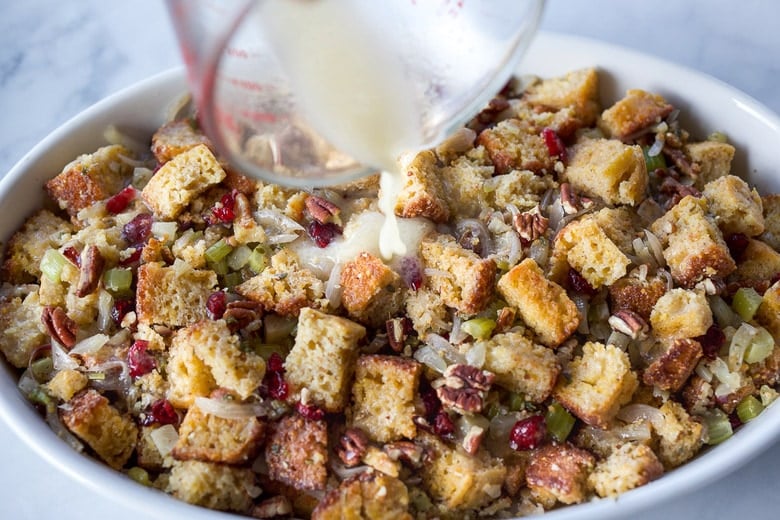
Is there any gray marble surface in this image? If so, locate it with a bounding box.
[1,1,779,518]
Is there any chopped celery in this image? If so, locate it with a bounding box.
[242,341,287,361]
[151,221,178,243]
[702,408,733,445]
[707,131,728,143]
[204,238,233,264]
[222,271,244,288]
[248,245,269,274]
[127,466,152,487]
[461,317,496,340]
[28,387,56,415]
[642,145,667,172]
[103,268,133,294]
[208,258,229,276]
[744,326,774,364]
[507,392,525,412]
[485,401,501,420]
[40,249,69,283]
[30,357,53,383]
[736,395,764,423]
[732,287,763,321]
[227,244,253,271]
[545,402,576,443]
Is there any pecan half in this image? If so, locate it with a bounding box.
[559,183,593,215]
[495,306,517,333]
[663,145,701,178]
[251,496,292,519]
[660,176,701,209]
[75,245,105,297]
[305,195,341,224]
[608,309,649,340]
[462,424,486,455]
[224,299,263,332]
[336,427,369,467]
[386,317,411,352]
[41,306,77,349]
[383,440,425,468]
[433,364,495,414]
[513,206,549,246]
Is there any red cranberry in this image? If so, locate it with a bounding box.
[433,410,455,437]
[206,291,227,320]
[267,352,285,373]
[127,340,156,378]
[729,412,742,430]
[296,401,325,420]
[696,323,726,359]
[266,371,289,400]
[142,399,178,426]
[106,186,136,214]
[542,127,567,163]
[118,247,143,267]
[509,415,546,451]
[398,256,424,291]
[122,213,153,246]
[421,387,442,418]
[566,268,597,296]
[725,233,749,262]
[307,221,341,248]
[111,298,135,325]
[210,190,237,224]
[62,246,81,267]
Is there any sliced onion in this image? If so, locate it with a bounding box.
[505,231,523,267]
[632,236,655,266]
[616,403,664,429]
[455,218,493,258]
[709,357,741,397]
[47,408,85,453]
[709,295,742,329]
[644,230,665,266]
[150,424,179,457]
[606,330,631,351]
[413,345,447,373]
[17,368,39,398]
[252,454,270,475]
[449,315,467,345]
[658,269,674,291]
[615,420,652,441]
[485,411,522,457]
[87,359,131,392]
[255,209,305,234]
[51,340,79,371]
[695,360,713,383]
[728,323,756,371]
[425,333,467,365]
[572,294,590,335]
[69,333,109,356]
[424,268,453,280]
[436,127,476,156]
[547,199,565,232]
[465,341,487,369]
[97,289,114,332]
[266,233,301,245]
[526,237,550,267]
[194,396,268,419]
[647,134,664,157]
[330,460,371,480]
[325,262,344,309]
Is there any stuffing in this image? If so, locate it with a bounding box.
[477,118,555,174]
[393,150,450,222]
[555,217,631,288]
[760,194,780,251]
[684,140,736,189]
[265,413,329,491]
[526,443,595,507]
[44,368,88,401]
[609,269,668,320]
[649,288,712,340]
[340,252,404,328]
[2,210,73,283]
[167,326,218,408]
[642,338,703,392]
[167,459,255,512]
[587,443,663,498]
[730,238,780,283]
[523,68,600,127]
[136,260,217,327]
[312,470,412,520]
[703,175,764,236]
[0,292,47,368]
[598,89,674,139]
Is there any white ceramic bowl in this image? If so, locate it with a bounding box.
[1,32,779,520]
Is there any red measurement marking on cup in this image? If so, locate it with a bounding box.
[239,109,279,123]
[226,76,266,92]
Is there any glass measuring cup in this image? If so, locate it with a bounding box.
[165,0,545,188]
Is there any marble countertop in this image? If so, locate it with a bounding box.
[1,1,779,519]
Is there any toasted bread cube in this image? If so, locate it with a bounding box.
[598,89,674,139]
[497,258,579,348]
[340,252,404,328]
[526,443,595,507]
[477,119,553,174]
[266,414,328,491]
[563,138,647,206]
[404,287,449,337]
[731,238,780,282]
[650,196,735,286]
[45,368,88,401]
[588,443,663,498]
[418,432,506,511]
[60,389,137,469]
[0,293,47,368]
[760,194,780,251]
[643,338,703,392]
[480,332,560,403]
[136,260,217,327]
[685,140,736,189]
[254,183,309,222]
[172,402,265,464]
[184,319,266,399]
[45,145,133,218]
[653,400,703,469]
[609,270,668,320]
[650,288,712,340]
[438,154,494,218]
[312,470,412,520]
[757,281,780,340]
[703,175,764,236]
[141,144,226,219]
[285,307,366,412]
[680,375,715,415]
[419,233,496,315]
[484,168,557,214]
[553,342,638,428]
[349,355,422,443]
[236,249,326,317]
[555,218,631,288]
[136,425,167,471]
[523,68,600,127]
[393,150,449,222]
[168,459,255,512]
[2,210,74,282]
[151,119,212,164]
[167,327,217,408]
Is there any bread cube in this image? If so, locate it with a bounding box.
[731,238,780,282]
[284,307,366,412]
[553,342,638,428]
[703,175,764,236]
[477,118,553,174]
[484,168,557,214]
[312,470,412,520]
[0,293,47,368]
[680,375,715,415]
[136,425,167,471]
[340,252,404,328]
[684,140,736,189]
[60,389,138,469]
[438,154,493,218]
[526,443,595,507]
[419,233,496,315]
[254,183,309,222]
[523,68,600,127]
[653,400,703,469]
[45,368,88,401]
[497,258,579,348]
[760,194,780,251]
[2,210,73,282]
[587,443,663,498]
[598,89,674,139]
[563,138,648,206]
[151,119,212,164]
[609,270,668,320]
[348,355,422,443]
[136,260,217,327]
[167,326,217,408]
[167,459,255,512]
[265,413,328,491]
[649,288,712,340]
[404,287,449,337]
[481,331,560,403]
[650,195,735,286]
[141,144,226,219]
[393,150,450,223]
[555,218,631,288]
[642,338,703,392]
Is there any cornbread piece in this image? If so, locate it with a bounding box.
[393,150,450,223]
[2,210,73,282]
[284,307,366,412]
[757,281,780,340]
[167,459,255,512]
[136,260,217,327]
[340,252,404,328]
[45,368,88,401]
[598,89,674,139]
[266,414,328,491]
[609,270,668,320]
[45,144,133,218]
[361,446,402,477]
[142,144,226,219]
[523,68,600,127]
[555,218,631,288]
[481,331,560,403]
[185,319,266,399]
[642,338,703,392]
[167,326,217,408]
[703,175,764,236]
[404,287,449,336]
[236,249,326,317]
[0,293,47,368]
[418,432,506,511]
[760,194,780,251]
[136,425,166,471]
[484,168,557,213]
[588,443,664,498]
[255,183,309,222]
[649,288,712,340]
[349,355,422,443]
[502,452,532,497]
[590,207,642,253]
[151,119,212,164]
[172,402,265,464]
[650,195,735,286]
[684,140,736,189]
[438,153,493,218]
[477,118,553,174]
[563,138,648,206]
[497,258,579,348]
[312,470,412,520]
[419,233,496,315]
[653,400,703,469]
[731,238,780,282]
[526,443,595,507]
[553,342,638,428]
[60,389,138,469]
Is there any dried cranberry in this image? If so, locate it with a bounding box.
[509,414,546,451]
[542,127,567,163]
[122,213,153,246]
[729,412,742,430]
[127,340,156,378]
[421,386,442,418]
[725,233,749,262]
[111,298,135,325]
[118,247,143,267]
[62,246,81,267]
[206,291,227,320]
[397,256,425,291]
[106,186,136,214]
[266,371,289,400]
[433,410,455,437]
[696,323,726,359]
[210,190,237,224]
[267,352,285,373]
[566,268,597,296]
[307,221,341,248]
[296,401,325,420]
[142,399,178,426]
